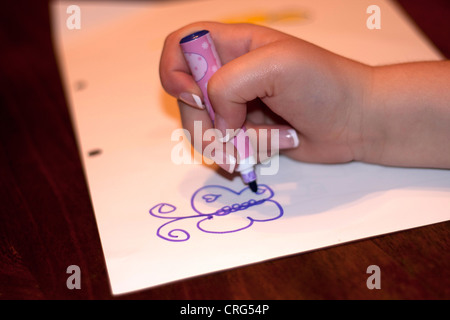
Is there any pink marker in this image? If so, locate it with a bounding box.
[180,30,258,192]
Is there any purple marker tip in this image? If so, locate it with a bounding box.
[248,181,258,193]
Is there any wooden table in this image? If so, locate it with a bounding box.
[1,0,449,300]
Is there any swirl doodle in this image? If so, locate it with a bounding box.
[149,184,284,242]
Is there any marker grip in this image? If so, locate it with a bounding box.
[180,30,256,183]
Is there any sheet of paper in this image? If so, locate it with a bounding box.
[51,0,449,295]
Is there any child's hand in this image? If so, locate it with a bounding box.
[160,22,370,168]
[160,22,450,170]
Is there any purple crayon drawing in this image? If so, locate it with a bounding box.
[149,184,284,242]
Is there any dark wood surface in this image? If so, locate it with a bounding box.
[1,0,449,300]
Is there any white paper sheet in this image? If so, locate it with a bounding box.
[51,0,449,295]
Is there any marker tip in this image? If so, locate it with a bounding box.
[249,181,258,193]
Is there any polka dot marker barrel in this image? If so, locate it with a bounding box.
[180,30,258,192]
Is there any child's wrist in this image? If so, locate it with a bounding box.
[347,65,379,164]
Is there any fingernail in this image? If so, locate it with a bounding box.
[279,128,300,149]
[179,92,205,110]
[218,132,231,143]
[210,149,236,173]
